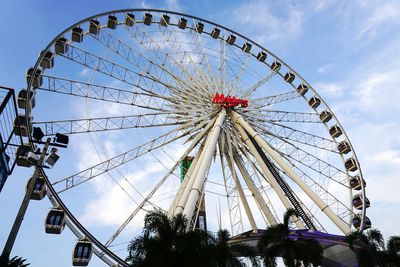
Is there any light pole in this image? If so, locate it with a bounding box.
[1,137,51,259]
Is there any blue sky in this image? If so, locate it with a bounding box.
[1,0,400,266]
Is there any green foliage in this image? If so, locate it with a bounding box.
[0,255,30,267]
[126,210,260,267]
[346,229,400,267]
[258,209,323,267]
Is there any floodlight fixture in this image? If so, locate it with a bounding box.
[33,127,44,141]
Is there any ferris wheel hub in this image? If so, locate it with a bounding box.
[212,93,248,108]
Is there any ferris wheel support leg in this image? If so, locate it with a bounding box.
[231,111,351,234]
[169,147,202,215]
[234,155,278,226]
[225,133,257,232]
[182,110,226,223]
[173,117,218,215]
[232,120,305,229]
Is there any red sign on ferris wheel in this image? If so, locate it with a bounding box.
[212,93,248,108]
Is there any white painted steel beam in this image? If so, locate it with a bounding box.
[231,120,305,229]
[182,110,226,221]
[231,111,351,234]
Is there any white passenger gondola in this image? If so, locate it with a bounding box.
[160,14,170,26]
[256,51,267,62]
[319,110,332,123]
[71,27,83,43]
[45,208,66,234]
[242,42,251,53]
[26,68,42,88]
[72,238,92,266]
[352,194,370,210]
[345,157,358,172]
[195,22,204,33]
[27,175,47,200]
[143,13,152,26]
[338,141,351,154]
[226,34,236,45]
[125,13,135,26]
[350,176,366,190]
[89,20,100,35]
[309,97,321,108]
[107,15,118,29]
[40,51,54,69]
[284,72,295,83]
[329,125,342,138]
[211,27,220,39]
[271,61,281,72]
[55,37,68,54]
[177,17,187,29]
[14,115,32,137]
[297,83,308,96]
[17,89,36,110]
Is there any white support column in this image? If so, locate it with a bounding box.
[234,155,278,226]
[231,111,351,234]
[231,120,305,229]
[225,132,257,232]
[173,116,218,215]
[182,109,226,221]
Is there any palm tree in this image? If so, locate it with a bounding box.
[258,209,323,267]
[345,228,385,267]
[379,235,400,266]
[126,209,214,267]
[212,229,260,267]
[0,255,30,267]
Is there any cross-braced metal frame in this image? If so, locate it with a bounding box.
[21,9,368,267]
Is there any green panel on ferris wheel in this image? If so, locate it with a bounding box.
[180,156,193,183]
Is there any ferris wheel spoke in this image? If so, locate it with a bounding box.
[227,52,252,96]
[231,120,306,229]
[52,113,216,193]
[32,112,185,136]
[218,137,244,235]
[128,23,212,99]
[156,24,214,97]
[235,65,275,99]
[231,111,351,234]
[187,26,220,93]
[225,129,258,231]
[252,120,338,153]
[90,28,210,102]
[267,136,349,186]
[218,37,227,93]
[276,156,353,227]
[106,123,209,246]
[249,90,301,108]
[231,131,280,225]
[242,109,322,123]
[231,139,278,226]
[38,75,171,111]
[61,44,178,97]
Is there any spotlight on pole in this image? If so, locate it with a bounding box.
[54,133,69,146]
[32,127,44,141]
[45,148,59,167]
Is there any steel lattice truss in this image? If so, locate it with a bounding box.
[22,9,368,267]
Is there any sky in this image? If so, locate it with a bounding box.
[1,0,400,266]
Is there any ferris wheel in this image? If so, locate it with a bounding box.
[17,9,370,266]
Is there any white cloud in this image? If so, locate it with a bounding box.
[314,81,344,98]
[230,1,305,44]
[356,2,400,42]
